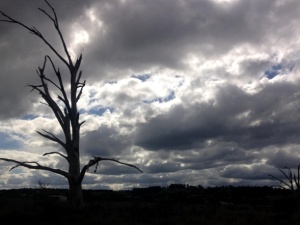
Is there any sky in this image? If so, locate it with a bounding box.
[0,0,300,190]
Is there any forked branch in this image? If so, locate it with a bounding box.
[0,1,70,67]
[0,157,69,178]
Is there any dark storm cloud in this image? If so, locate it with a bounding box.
[220,164,272,180]
[135,81,300,151]
[184,147,255,170]
[0,33,39,118]
[86,162,143,176]
[145,161,182,174]
[74,0,300,81]
[98,172,191,187]
[1,0,299,117]
[267,148,300,169]
[0,0,96,119]
[81,124,132,157]
[1,0,300,189]
[29,170,67,187]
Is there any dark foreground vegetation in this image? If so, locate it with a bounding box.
[0,185,299,225]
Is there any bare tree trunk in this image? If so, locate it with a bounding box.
[68,153,84,209]
[68,179,84,209]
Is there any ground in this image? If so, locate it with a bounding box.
[0,186,299,225]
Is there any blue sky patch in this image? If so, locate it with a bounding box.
[80,106,114,116]
[131,74,151,82]
[143,91,175,104]
[0,132,21,149]
[21,114,38,120]
[264,63,295,79]
[264,64,282,79]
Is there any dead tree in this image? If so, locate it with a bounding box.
[0,0,142,209]
[268,165,300,210]
[268,165,300,192]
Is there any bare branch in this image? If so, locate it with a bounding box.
[76,80,86,102]
[57,95,66,103]
[0,11,36,33]
[268,173,292,189]
[40,0,73,66]
[27,83,44,92]
[43,151,68,161]
[78,157,142,183]
[0,158,69,178]
[38,8,55,24]
[39,101,49,107]
[0,19,13,23]
[0,6,69,67]
[44,0,56,13]
[279,168,294,191]
[76,70,83,85]
[44,55,72,114]
[36,129,65,147]
[267,166,300,193]
[10,164,21,171]
[98,157,143,173]
[45,55,57,72]
[43,76,61,91]
[74,54,82,72]
[79,120,86,127]
[33,58,68,134]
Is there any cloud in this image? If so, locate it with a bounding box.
[135,80,300,150]
[220,163,272,180]
[1,0,300,189]
[81,124,132,157]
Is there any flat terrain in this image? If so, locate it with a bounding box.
[0,186,299,225]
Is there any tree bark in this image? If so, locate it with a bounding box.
[68,152,84,209]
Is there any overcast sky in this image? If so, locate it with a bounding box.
[1,0,300,190]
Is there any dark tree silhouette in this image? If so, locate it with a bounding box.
[268,165,300,210]
[268,165,300,192]
[0,0,142,209]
